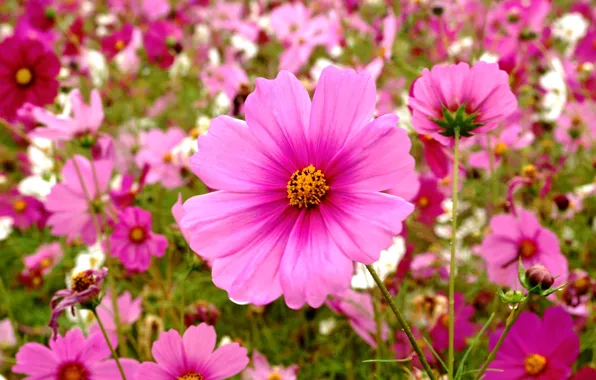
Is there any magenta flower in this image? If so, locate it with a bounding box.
[46,155,113,245]
[49,267,108,338]
[136,127,186,189]
[394,326,436,370]
[24,241,63,275]
[171,193,192,244]
[101,23,134,60]
[242,350,298,380]
[0,36,60,120]
[480,208,569,289]
[13,328,139,379]
[412,176,445,226]
[143,21,183,69]
[554,101,596,153]
[409,62,517,145]
[181,67,415,308]
[574,29,596,64]
[486,306,579,379]
[24,0,57,31]
[430,293,477,351]
[110,206,167,272]
[326,290,389,348]
[31,88,104,142]
[136,323,249,379]
[0,189,47,230]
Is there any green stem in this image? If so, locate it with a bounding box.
[371,287,383,377]
[473,301,526,380]
[92,308,127,380]
[365,265,436,380]
[448,130,460,379]
[0,277,19,345]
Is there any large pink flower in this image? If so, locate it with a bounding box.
[136,323,249,379]
[480,208,568,288]
[0,36,60,120]
[486,306,579,379]
[13,328,139,379]
[409,62,517,145]
[181,66,415,309]
[45,155,113,245]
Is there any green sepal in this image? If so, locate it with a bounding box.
[430,104,486,138]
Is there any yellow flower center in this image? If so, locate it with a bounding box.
[418,196,429,208]
[268,373,282,380]
[287,165,329,209]
[573,277,589,292]
[58,362,89,380]
[71,271,95,293]
[40,257,53,268]
[163,152,173,163]
[13,199,27,213]
[189,128,201,139]
[178,374,203,380]
[522,164,537,179]
[524,354,547,376]
[519,240,537,258]
[439,314,449,328]
[15,68,33,86]
[129,226,146,244]
[115,40,125,51]
[494,141,508,157]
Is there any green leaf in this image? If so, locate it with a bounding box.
[424,336,448,372]
[456,313,496,378]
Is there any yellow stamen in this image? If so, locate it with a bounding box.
[163,152,173,163]
[524,354,547,376]
[519,240,537,258]
[71,271,95,293]
[115,40,125,51]
[268,373,282,380]
[494,142,508,157]
[178,374,204,380]
[439,314,449,328]
[15,68,33,86]
[418,196,429,208]
[40,257,53,268]
[13,199,27,213]
[287,165,329,209]
[129,226,146,244]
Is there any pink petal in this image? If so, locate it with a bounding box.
[13,342,58,376]
[308,66,376,169]
[182,324,216,373]
[203,343,249,380]
[191,116,288,192]
[151,330,186,376]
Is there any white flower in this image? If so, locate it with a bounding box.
[319,318,337,335]
[552,13,589,46]
[218,336,232,346]
[171,136,197,168]
[18,174,57,200]
[448,37,473,57]
[0,217,13,241]
[86,50,109,87]
[478,52,499,64]
[169,53,191,78]
[27,138,54,175]
[69,243,106,281]
[310,58,340,82]
[213,92,231,115]
[193,25,211,45]
[231,34,258,61]
[539,58,567,121]
[0,24,13,40]
[351,236,405,289]
[66,309,95,330]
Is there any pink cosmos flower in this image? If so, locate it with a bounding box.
[143,21,183,69]
[110,206,167,272]
[172,193,192,244]
[0,319,16,348]
[242,351,298,380]
[0,189,47,229]
[101,23,134,60]
[326,290,389,348]
[554,101,596,153]
[200,62,249,101]
[0,36,60,120]
[469,122,534,172]
[553,269,593,317]
[574,29,596,64]
[24,0,57,31]
[136,323,249,379]
[411,252,449,280]
[46,155,113,245]
[181,67,415,308]
[412,176,444,226]
[24,241,63,275]
[486,306,579,379]
[430,293,477,352]
[31,88,104,142]
[136,127,185,189]
[49,267,108,338]
[409,62,517,145]
[480,208,568,289]
[13,328,139,379]
[90,291,143,343]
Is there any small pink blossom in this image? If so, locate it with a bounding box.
[23,241,63,275]
[110,206,168,272]
[136,127,186,189]
[242,351,298,380]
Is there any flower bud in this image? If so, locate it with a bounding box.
[526,264,554,290]
[553,194,570,211]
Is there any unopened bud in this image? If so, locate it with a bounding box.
[526,264,554,290]
[553,194,570,211]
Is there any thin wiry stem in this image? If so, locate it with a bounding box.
[92,308,127,380]
[448,130,460,380]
